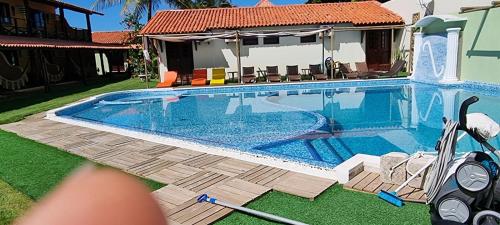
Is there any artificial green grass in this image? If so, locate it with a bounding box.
[216,185,430,225]
[0,78,158,124]
[0,180,32,225]
[0,128,164,200]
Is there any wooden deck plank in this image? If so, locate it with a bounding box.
[236,165,267,180]
[344,171,427,204]
[362,174,383,193]
[273,172,336,199]
[153,185,198,210]
[195,208,233,225]
[159,148,204,162]
[343,171,370,189]
[183,205,225,225]
[147,164,203,184]
[353,172,379,190]
[128,158,177,176]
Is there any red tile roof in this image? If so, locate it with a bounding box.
[0,35,131,49]
[255,0,274,7]
[92,31,134,45]
[141,2,403,35]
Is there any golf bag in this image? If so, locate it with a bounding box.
[429,96,500,225]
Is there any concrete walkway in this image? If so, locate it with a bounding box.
[1,115,336,225]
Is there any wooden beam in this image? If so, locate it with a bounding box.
[23,0,32,35]
[85,13,92,41]
[391,29,394,64]
[59,7,67,39]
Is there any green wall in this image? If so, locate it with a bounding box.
[459,7,500,84]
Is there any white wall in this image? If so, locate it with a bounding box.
[157,25,367,81]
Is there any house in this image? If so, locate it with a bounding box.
[140,1,404,82]
[92,31,137,76]
[0,0,130,91]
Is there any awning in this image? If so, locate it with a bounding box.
[0,35,132,50]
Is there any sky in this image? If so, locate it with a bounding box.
[63,0,305,32]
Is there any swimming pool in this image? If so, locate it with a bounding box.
[53,79,500,168]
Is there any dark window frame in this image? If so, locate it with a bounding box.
[263,36,279,45]
[300,34,317,43]
[31,10,46,29]
[0,3,11,25]
[242,37,258,46]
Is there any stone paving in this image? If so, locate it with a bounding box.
[1,114,336,224]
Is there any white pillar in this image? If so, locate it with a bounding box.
[411,32,423,78]
[410,84,419,128]
[441,88,459,120]
[442,28,461,83]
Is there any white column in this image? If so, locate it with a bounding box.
[442,28,461,83]
[410,84,419,128]
[441,88,459,120]
[411,32,423,78]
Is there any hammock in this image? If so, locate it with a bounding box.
[69,57,83,78]
[42,55,64,83]
[0,51,29,90]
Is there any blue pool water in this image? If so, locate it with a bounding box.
[56,79,500,168]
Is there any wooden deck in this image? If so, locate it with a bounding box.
[343,171,427,203]
[1,116,337,224]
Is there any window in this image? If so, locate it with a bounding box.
[300,34,316,43]
[242,37,258,46]
[1,50,19,66]
[31,10,45,29]
[0,3,11,24]
[263,36,279,45]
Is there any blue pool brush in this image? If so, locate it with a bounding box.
[378,158,436,207]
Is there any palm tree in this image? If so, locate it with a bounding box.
[92,0,232,21]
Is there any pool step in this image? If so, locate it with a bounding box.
[308,139,343,165]
[304,140,322,161]
[326,138,355,160]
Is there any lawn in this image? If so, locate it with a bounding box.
[0,78,158,124]
[0,180,32,225]
[217,185,430,225]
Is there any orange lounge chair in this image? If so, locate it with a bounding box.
[156,71,178,88]
[191,68,207,86]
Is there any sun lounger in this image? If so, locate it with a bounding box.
[266,66,281,82]
[309,64,327,80]
[156,71,178,88]
[286,65,301,82]
[339,63,359,79]
[242,67,256,83]
[376,60,406,78]
[210,68,226,86]
[191,68,207,86]
[354,62,379,79]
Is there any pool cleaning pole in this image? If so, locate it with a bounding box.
[197,194,308,225]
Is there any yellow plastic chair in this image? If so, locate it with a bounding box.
[210,68,226,86]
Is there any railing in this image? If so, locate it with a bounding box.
[0,15,91,42]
